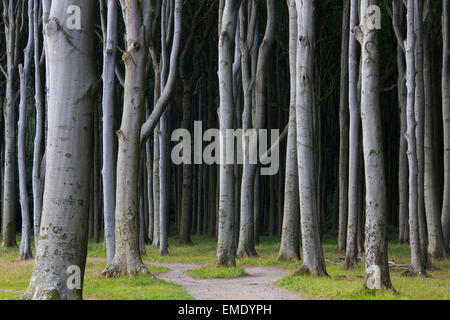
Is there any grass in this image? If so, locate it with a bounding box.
[0,239,192,300]
[185,265,246,279]
[0,233,448,300]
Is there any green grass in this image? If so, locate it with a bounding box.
[185,265,246,279]
[0,241,192,300]
[0,233,448,300]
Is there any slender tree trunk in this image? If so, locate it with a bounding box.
[404,0,426,276]
[442,0,450,250]
[24,0,97,299]
[32,0,46,247]
[101,0,118,265]
[338,0,350,253]
[278,0,300,262]
[18,0,34,260]
[344,0,360,269]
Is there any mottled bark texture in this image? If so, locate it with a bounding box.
[102,0,152,277]
[1,0,18,248]
[442,0,450,251]
[344,0,360,269]
[24,0,97,299]
[216,0,241,267]
[356,0,392,289]
[338,0,350,253]
[278,0,300,262]
[101,0,118,265]
[18,0,34,260]
[294,0,328,277]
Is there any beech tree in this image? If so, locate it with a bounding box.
[24,0,98,299]
[355,0,392,289]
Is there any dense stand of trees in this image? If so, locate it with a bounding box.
[0,0,448,299]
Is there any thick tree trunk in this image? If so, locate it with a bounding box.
[24,0,97,299]
[102,0,151,277]
[356,0,392,289]
[344,0,360,269]
[278,0,300,262]
[18,0,34,260]
[294,0,328,277]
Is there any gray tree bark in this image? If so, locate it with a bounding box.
[344,0,361,269]
[100,0,118,265]
[356,0,392,289]
[278,0,300,262]
[423,4,448,259]
[32,0,47,247]
[18,0,34,260]
[216,0,241,267]
[442,0,450,250]
[1,0,18,248]
[294,0,327,277]
[24,0,97,299]
[338,0,350,253]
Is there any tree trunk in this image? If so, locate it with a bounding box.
[356,0,392,288]
[294,0,328,277]
[18,0,34,260]
[24,0,97,299]
[1,0,18,248]
[278,0,300,262]
[423,9,448,259]
[216,0,241,267]
[442,0,450,250]
[32,0,46,247]
[338,0,350,253]
[344,0,360,269]
[102,0,151,277]
[101,0,118,265]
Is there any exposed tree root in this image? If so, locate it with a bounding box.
[236,247,258,258]
[102,262,152,278]
[294,264,329,277]
[277,251,300,262]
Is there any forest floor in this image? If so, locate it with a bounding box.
[0,233,449,300]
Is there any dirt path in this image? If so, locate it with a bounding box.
[151,261,304,300]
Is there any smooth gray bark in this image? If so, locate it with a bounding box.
[294,0,327,277]
[344,0,360,269]
[24,0,97,299]
[18,0,34,260]
[100,0,118,265]
[32,0,46,247]
[216,0,241,267]
[1,0,18,248]
[278,0,300,262]
[356,0,392,289]
[338,0,350,253]
[442,0,450,250]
